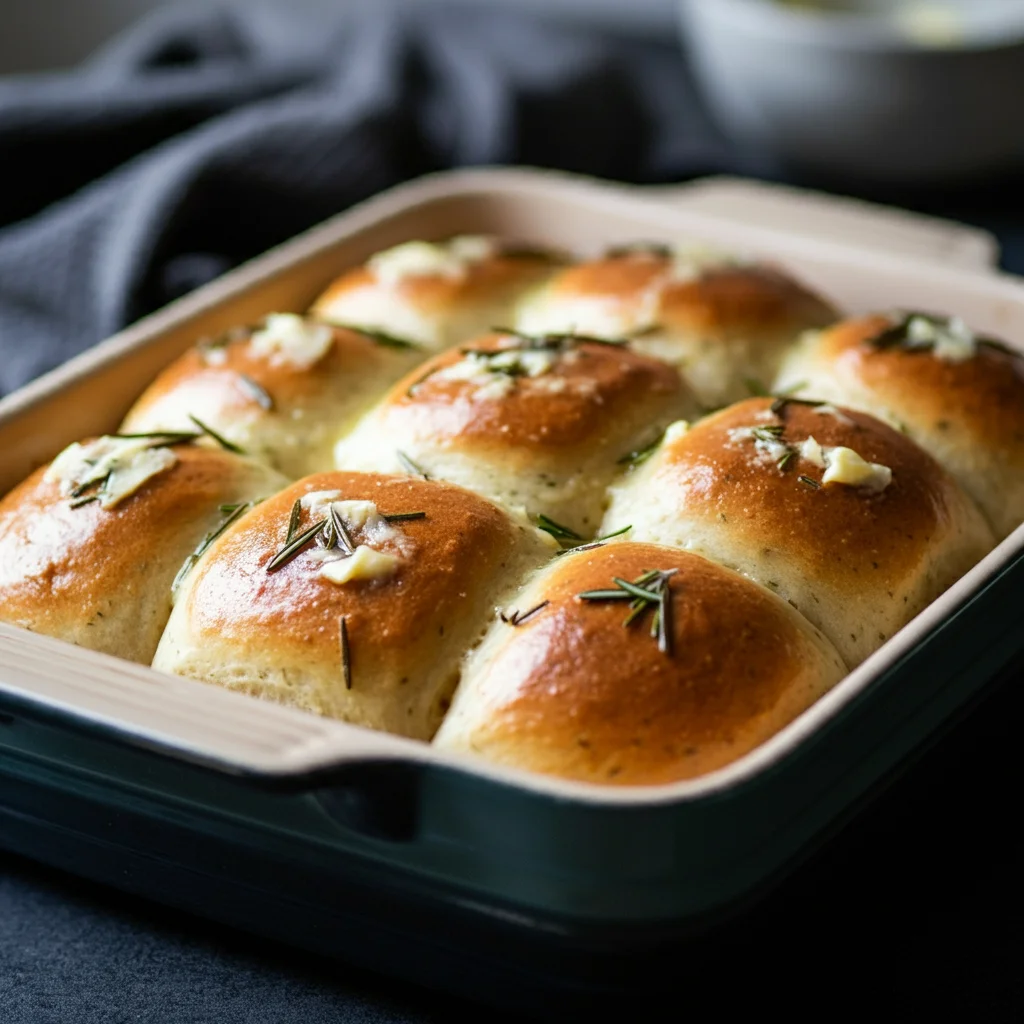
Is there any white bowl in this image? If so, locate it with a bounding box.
[680,0,1024,183]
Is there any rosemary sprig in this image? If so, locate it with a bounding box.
[618,430,665,467]
[266,517,327,573]
[188,414,245,455]
[330,503,356,556]
[69,494,99,509]
[536,514,582,543]
[285,499,302,545]
[578,568,677,655]
[553,524,633,557]
[112,431,201,445]
[333,324,421,350]
[868,311,1018,360]
[777,450,795,472]
[340,616,352,691]
[172,499,256,593]
[396,450,429,480]
[500,601,550,627]
[751,425,785,443]
[381,511,427,522]
[237,374,274,411]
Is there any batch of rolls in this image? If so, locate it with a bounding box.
[2,236,1022,786]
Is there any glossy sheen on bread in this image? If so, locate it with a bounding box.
[434,543,847,785]
[774,312,1024,539]
[0,440,286,664]
[152,472,556,739]
[601,398,995,666]
[120,315,421,479]
[311,236,561,352]
[333,331,697,536]
[514,246,838,409]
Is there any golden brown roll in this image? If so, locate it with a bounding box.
[120,314,421,479]
[601,398,994,666]
[514,243,838,410]
[0,435,286,664]
[774,312,1024,540]
[152,472,555,739]
[332,330,697,538]
[433,542,846,786]
[310,236,562,352]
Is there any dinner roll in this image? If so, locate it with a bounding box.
[332,330,697,538]
[120,314,420,478]
[774,312,1024,540]
[311,236,562,353]
[153,472,555,740]
[601,398,994,667]
[433,543,847,786]
[514,243,838,410]
[0,435,286,664]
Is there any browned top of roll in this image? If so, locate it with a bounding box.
[126,322,392,416]
[543,251,837,338]
[0,444,266,619]
[815,314,1024,450]
[314,249,558,316]
[661,398,957,591]
[184,472,524,664]
[378,332,688,452]
[450,543,840,785]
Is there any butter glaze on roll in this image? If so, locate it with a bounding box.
[601,398,994,666]
[774,312,1024,539]
[120,314,420,479]
[434,543,846,786]
[0,438,286,664]
[333,331,697,537]
[311,236,562,353]
[152,472,554,739]
[514,244,838,409]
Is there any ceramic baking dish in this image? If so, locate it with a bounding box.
[1,168,1022,1014]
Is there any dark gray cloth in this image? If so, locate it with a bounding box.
[0,3,729,396]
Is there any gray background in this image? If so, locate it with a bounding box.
[1,0,677,73]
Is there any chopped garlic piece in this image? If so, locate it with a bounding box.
[473,376,516,402]
[45,435,178,509]
[320,545,399,584]
[100,447,177,508]
[249,313,333,370]
[800,436,826,468]
[509,350,557,377]
[663,420,690,445]
[368,236,495,288]
[906,314,976,363]
[822,446,892,493]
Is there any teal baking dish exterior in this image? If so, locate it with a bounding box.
[1,169,1023,1014]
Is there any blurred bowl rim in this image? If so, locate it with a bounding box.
[680,0,1024,55]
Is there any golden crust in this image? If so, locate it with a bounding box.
[313,251,558,322]
[435,543,845,785]
[537,252,836,341]
[183,472,531,676]
[0,444,282,663]
[379,333,690,456]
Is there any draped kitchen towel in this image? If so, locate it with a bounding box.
[0,1,735,396]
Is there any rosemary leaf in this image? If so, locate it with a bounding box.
[396,450,429,480]
[112,431,201,446]
[335,324,420,350]
[172,500,256,594]
[188,414,245,454]
[618,431,665,467]
[501,600,550,627]
[340,616,352,691]
[285,499,302,545]
[799,475,821,490]
[777,450,795,472]
[381,511,427,522]
[605,242,673,259]
[610,577,661,603]
[330,504,355,555]
[578,589,635,602]
[69,495,99,509]
[536,514,582,542]
[266,517,327,573]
